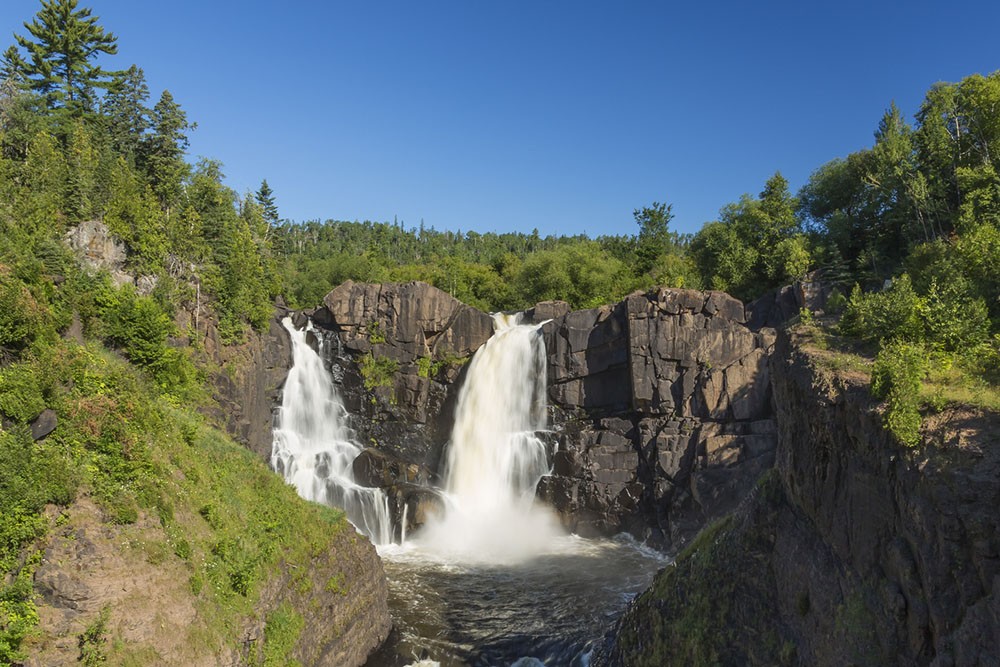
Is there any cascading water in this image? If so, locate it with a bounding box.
[271,317,392,545]
[270,311,666,667]
[414,312,561,563]
[372,313,667,665]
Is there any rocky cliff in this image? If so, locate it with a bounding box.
[26,496,389,667]
[305,281,780,549]
[596,327,1000,666]
[531,288,777,547]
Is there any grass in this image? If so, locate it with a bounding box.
[797,319,1000,422]
[921,360,1000,412]
[794,322,873,379]
[0,330,349,662]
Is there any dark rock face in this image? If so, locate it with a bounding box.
[206,314,294,460]
[309,280,493,473]
[533,288,778,548]
[598,328,1000,666]
[311,282,779,550]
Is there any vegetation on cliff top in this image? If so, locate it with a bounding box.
[0,1,348,662]
[0,0,998,659]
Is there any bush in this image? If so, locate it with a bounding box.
[0,365,46,423]
[358,353,398,390]
[840,275,925,344]
[924,278,990,353]
[871,341,926,446]
[0,273,46,350]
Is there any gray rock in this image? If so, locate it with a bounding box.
[30,409,58,441]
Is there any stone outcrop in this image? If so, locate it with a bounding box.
[64,219,156,294]
[532,287,777,547]
[27,498,390,667]
[311,282,779,549]
[201,314,294,460]
[308,280,493,472]
[597,327,1000,666]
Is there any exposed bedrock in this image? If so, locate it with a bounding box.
[303,280,802,549]
[595,328,1000,666]
[529,287,778,547]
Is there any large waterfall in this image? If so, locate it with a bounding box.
[415,312,561,563]
[270,318,392,544]
[272,312,666,667]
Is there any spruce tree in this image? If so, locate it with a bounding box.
[141,90,194,212]
[102,64,150,161]
[255,179,279,226]
[13,0,120,123]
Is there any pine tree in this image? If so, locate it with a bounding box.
[1,46,26,83]
[255,179,279,226]
[141,90,194,212]
[13,0,120,123]
[102,64,150,160]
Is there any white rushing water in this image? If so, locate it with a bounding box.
[413,312,561,563]
[271,317,392,544]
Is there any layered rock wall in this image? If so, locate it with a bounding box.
[309,281,782,548]
[598,328,1000,666]
[532,288,777,546]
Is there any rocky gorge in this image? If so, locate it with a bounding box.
[217,278,997,665]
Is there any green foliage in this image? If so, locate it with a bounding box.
[359,353,398,390]
[871,341,926,446]
[367,320,386,344]
[840,275,925,345]
[103,156,167,272]
[255,179,279,227]
[634,201,674,275]
[262,603,304,667]
[0,272,46,350]
[141,90,192,210]
[12,0,120,125]
[513,240,635,309]
[690,172,811,301]
[0,363,46,423]
[78,606,110,666]
[826,287,847,314]
[0,567,40,664]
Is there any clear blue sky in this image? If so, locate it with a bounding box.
[3,1,998,237]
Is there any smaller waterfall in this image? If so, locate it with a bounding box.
[271,318,392,545]
[416,312,561,562]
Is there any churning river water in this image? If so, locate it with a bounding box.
[368,536,667,667]
[273,314,668,667]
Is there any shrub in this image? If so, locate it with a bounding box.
[871,340,926,446]
[840,275,925,345]
[825,288,847,314]
[0,274,45,350]
[923,278,990,354]
[0,364,46,423]
[262,603,304,667]
[358,353,398,390]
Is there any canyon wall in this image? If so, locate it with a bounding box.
[596,328,1000,666]
[306,280,784,549]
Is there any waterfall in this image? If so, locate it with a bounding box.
[416,312,560,562]
[271,317,392,545]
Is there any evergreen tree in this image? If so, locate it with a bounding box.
[1,46,26,83]
[12,0,120,123]
[141,89,193,212]
[102,64,150,160]
[255,179,279,227]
